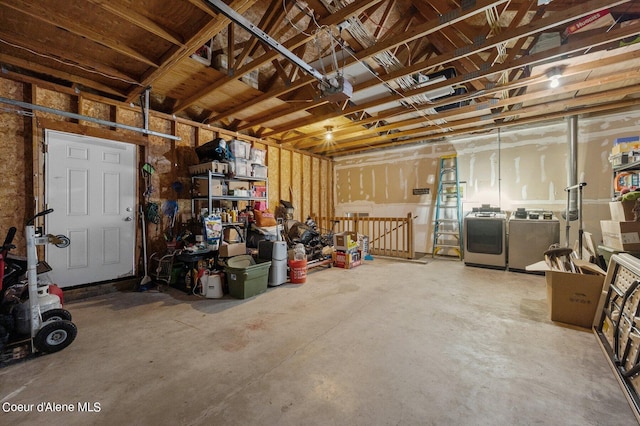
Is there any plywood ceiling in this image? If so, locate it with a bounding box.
[1,0,640,156]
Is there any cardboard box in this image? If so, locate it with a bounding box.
[611,136,640,155]
[545,270,605,328]
[615,136,640,145]
[333,231,358,251]
[564,9,615,38]
[333,250,362,269]
[223,227,241,243]
[252,185,267,197]
[601,220,640,251]
[193,179,223,196]
[228,181,249,191]
[219,242,246,258]
[211,181,223,196]
[611,143,638,155]
[609,201,636,221]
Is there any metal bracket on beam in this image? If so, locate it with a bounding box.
[140,87,151,131]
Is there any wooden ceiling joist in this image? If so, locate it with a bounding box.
[173,0,385,114]
[261,0,634,139]
[2,0,638,156]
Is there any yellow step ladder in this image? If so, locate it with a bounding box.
[432,154,463,259]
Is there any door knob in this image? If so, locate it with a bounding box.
[124,216,133,221]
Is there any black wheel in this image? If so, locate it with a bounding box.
[0,324,8,349]
[41,308,72,322]
[33,320,77,353]
[0,313,15,332]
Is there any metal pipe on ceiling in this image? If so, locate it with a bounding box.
[0,97,181,141]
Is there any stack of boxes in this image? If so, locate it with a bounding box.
[603,135,640,264]
[600,201,640,260]
[228,139,268,179]
[229,139,251,176]
[610,136,640,167]
[332,231,362,269]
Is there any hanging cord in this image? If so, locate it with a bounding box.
[0,38,143,86]
[329,27,340,79]
[281,0,448,135]
[146,202,161,225]
[315,30,327,77]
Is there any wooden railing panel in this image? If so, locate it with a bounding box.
[316,214,414,259]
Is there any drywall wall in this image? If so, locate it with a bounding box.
[334,108,640,255]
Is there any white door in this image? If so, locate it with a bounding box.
[45,130,137,288]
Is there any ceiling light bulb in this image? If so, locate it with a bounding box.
[545,66,563,89]
[325,126,334,141]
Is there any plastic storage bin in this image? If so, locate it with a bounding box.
[232,158,248,176]
[226,255,271,299]
[229,139,251,160]
[252,164,268,178]
[250,148,266,165]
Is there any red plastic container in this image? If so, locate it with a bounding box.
[288,259,307,284]
[49,284,64,305]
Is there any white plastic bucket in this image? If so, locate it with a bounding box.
[204,273,224,299]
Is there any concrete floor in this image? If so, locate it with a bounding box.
[0,258,636,425]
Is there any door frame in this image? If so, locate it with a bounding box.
[39,121,145,288]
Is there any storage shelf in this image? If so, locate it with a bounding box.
[191,172,266,182]
[191,170,269,221]
[613,160,640,172]
[612,159,640,199]
[192,196,267,202]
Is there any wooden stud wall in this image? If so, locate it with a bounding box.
[302,155,311,222]
[292,152,302,221]
[267,145,281,215]
[311,157,321,221]
[279,149,292,215]
[0,75,333,258]
[0,78,27,255]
